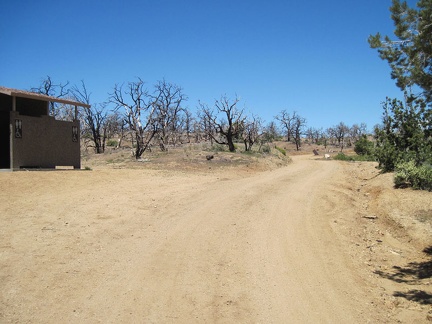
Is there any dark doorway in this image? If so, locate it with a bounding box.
[0,112,10,168]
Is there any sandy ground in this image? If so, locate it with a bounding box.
[1,154,431,323]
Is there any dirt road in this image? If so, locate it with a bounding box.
[1,155,428,322]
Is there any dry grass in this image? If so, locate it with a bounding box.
[81,141,294,172]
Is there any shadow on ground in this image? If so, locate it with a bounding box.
[374,246,432,305]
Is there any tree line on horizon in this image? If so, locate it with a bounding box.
[29,76,369,159]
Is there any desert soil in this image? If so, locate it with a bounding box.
[1,153,431,323]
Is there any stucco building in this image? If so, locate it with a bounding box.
[0,86,90,170]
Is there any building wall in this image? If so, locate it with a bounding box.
[10,111,81,169]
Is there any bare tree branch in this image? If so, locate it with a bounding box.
[109,78,156,158]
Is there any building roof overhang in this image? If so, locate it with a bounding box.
[0,86,91,109]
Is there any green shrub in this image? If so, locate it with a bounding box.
[334,152,376,162]
[333,153,354,161]
[275,146,286,156]
[355,155,376,162]
[394,161,432,191]
[374,98,431,172]
[354,135,374,156]
[374,139,401,172]
[107,139,118,147]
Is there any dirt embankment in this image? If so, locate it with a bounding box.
[1,154,431,323]
[318,157,432,323]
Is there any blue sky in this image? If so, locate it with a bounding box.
[0,0,415,130]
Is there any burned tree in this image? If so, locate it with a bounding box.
[243,115,263,151]
[82,103,109,153]
[72,81,109,154]
[199,95,245,152]
[31,76,72,120]
[275,109,296,142]
[109,78,157,159]
[292,112,306,151]
[183,108,194,143]
[197,109,215,143]
[152,80,187,150]
[349,123,368,144]
[305,127,323,144]
[104,112,127,148]
[330,122,350,151]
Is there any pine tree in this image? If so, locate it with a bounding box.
[369,1,432,174]
[368,0,432,101]
[373,97,431,171]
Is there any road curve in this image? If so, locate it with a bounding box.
[1,156,381,323]
[84,156,375,323]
